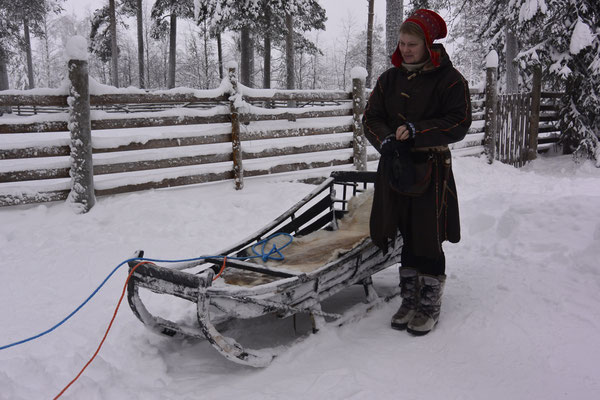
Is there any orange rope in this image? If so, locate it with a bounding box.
[53,261,154,400]
[213,256,227,281]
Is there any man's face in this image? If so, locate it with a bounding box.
[398,33,427,64]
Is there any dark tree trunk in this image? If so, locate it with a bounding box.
[366,0,374,87]
[23,19,35,89]
[285,13,295,90]
[0,52,10,114]
[145,13,151,87]
[202,27,209,89]
[248,33,254,87]
[0,54,9,90]
[240,25,251,86]
[136,0,145,88]
[109,0,119,87]
[217,33,223,80]
[168,13,177,89]
[263,34,271,89]
[263,7,271,89]
[505,26,518,93]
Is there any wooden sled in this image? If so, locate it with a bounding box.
[127,171,403,367]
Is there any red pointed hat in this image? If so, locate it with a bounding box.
[391,9,447,68]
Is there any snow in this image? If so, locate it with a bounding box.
[237,83,347,99]
[238,102,351,116]
[485,50,499,68]
[224,61,238,71]
[1,154,600,399]
[518,0,547,23]
[0,80,70,96]
[350,67,368,81]
[64,36,89,61]
[569,18,595,55]
[87,75,231,98]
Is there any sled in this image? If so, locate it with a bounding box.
[127,171,403,367]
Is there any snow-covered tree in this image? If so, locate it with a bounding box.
[482,0,600,165]
[0,0,64,89]
[151,0,194,88]
[89,6,115,65]
[181,20,219,89]
[121,0,146,88]
[385,0,403,66]
[0,1,21,91]
[446,0,487,87]
[193,0,325,89]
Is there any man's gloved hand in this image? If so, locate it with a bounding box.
[380,134,396,155]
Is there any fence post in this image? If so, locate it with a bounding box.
[483,50,499,164]
[66,37,95,213]
[351,67,368,171]
[227,63,244,190]
[527,65,542,161]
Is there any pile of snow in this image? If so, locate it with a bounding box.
[570,18,595,55]
[350,67,368,81]
[64,36,88,61]
[0,154,599,399]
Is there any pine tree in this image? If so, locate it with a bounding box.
[89,5,114,65]
[446,0,487,87]
[151,0,194,88]
[193,0,325,89]
[0,0,63,89]
[121,0,145,88]
[0,0,21,91]
[482,0,600,165]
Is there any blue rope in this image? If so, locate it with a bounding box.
[0,232,293,351]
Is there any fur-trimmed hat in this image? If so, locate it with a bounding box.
[391,9,447,68]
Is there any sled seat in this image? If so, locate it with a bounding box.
[224,190,373,287]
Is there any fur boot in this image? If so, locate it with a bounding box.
[391,267,419,330]
[407,274,446,336]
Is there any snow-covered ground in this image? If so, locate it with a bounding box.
[1,154,599,400]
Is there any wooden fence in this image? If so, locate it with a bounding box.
[482,63,562,167]
[0,58,558,211]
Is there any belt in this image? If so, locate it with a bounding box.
[412,145,449,152]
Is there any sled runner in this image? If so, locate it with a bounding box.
[127,171,403,367]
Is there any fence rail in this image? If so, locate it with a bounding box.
[0,60,560,212]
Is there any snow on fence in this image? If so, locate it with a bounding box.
[0,57,557,212]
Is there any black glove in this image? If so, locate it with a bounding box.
[380,139,415,193]
[380,134,396,156]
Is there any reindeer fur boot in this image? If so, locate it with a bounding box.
[407,274,446,336]
[391,267,419,330]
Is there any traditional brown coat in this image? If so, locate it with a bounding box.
[363,44,472,257]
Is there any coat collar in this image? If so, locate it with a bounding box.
[397,44,452,74]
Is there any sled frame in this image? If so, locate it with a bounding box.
[127,171,403,367]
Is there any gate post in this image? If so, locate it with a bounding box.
[351,67,368,171]
[66,36,95,213]
[484,50,499,164]
[227,62,244,190]
[527,65,542,161]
